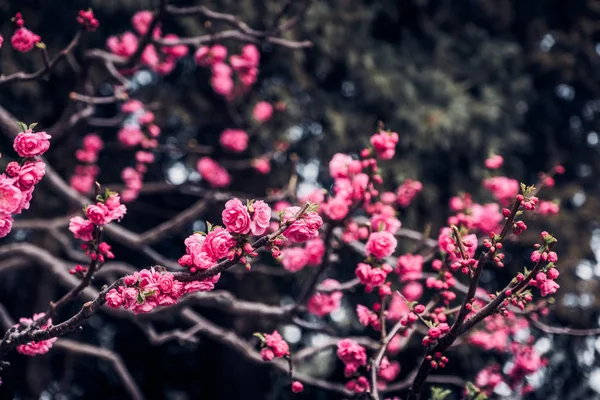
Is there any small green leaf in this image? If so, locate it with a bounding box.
[206,221,214,233]
[28,122,38,130]
[15,121,28,132]
[253,332,266,342]
[136,290,145,304]
[430,386,452,400]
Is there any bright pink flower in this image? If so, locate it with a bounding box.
[547,268,559,280]
[329,153,354,179]
[222,198,251,234]
[370,130,398,160]
[261,347,275,361]
[6,162,20,177]
[0,177,23,214]
[264,330,289,358]
[386,292,410,320]
[197,157,231,188]
[323,196,349,221]
[291,381,303,393]
[0,214,13,238]
[252,101,273,123]
[203,227,236,260]
[539,279,559,297]
[86,203,110,225]
[106,32,138,57]
[11,27,41,53]
[305,238,325,266]
[355,263,372,285]
[365,231,397,259]
[157,274,174,294]
[356,304,372,326]
[162,34,188,58]
[252,157,271,174]
[117,125,144,148]
[0,35,3,49]
[483,176,519,205]
[82,134,104,152]
[13,129,51,157]
[281,247,308,272]
[380,191,397,204]
[15,161,45,191]
[220,129,249,153]
[308,279,342,317]
[132,10,154,35]
[195,44,228,66]
[379,358,401,382]
[470,203,503,233]
[537,200,560,216]
[141,44,159,68]
[345,376,370,393]
[69,216,95,241]
[250,200,271,235]
[211,74,234,96]
[282,207,323,243]
[105,289,124,308]
[337,339,367,376]
[121,100,144,113]
[485,154,504,169]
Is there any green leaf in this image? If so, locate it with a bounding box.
[28,122,38,130]
[430,386,452,400]
[15,121,28,132]
[519,182,527,195]
[193,231,207,236]
[136,290,145,304]
[253,332,266,342]
[206,221,214,233]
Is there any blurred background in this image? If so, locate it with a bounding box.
[1,0,600,399]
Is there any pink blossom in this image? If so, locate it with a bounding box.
[470,203,503,233]
[356,304,372,326]
[157,274,174,293]
[308,279,342,317]
[141,44,159,68]
[132,10,154,35]
[365,231,397,259]
[300,188,325,205]
[11,27,41,53]
[69,216,95,241]
[106,32,138,57]
[380,191,397,204]
[475,366,503,394]
[0,35,3,49]
[0,177,23,214]
[386,292,410,320]
[252,157,271,174]
[261,347,275,361]
[203,227,236,260]
[539,279,559,297]
[396,254,423,281]
[370,130,399,160]
[378,358,401,382]
[355,263,372,285]
[13,129,51,157]
[220,129,249,153]
[86,203,110,225]
[323,196,349,221]
[281,247,308,272]
[305,239,325,266]
[282,207,323,243]
[264,330,289,358]
[211,74,234,96]
[15,161,46,191]
[0,214,13,238]
[291,381,304,393]
[197,157,231,188]
[195,45,228,66]
[252,102,273,122]
[117,125,144,148]
[396,179,423,207]
[537,201,560,216]
[161,34,188,58]
[337,339,367,376]
[121,100,144,113]
[105,289,124,308]
[346,376,370,393]
[370,213,401,234]
[15,314,57,356]
[329,153,354,178]
[483,176,519,205]
[6,162,20,177]
[222,198,251,234]
[485,154,504,169]
[250,200,271,235]
[402,281,423,301]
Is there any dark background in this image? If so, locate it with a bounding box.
[1,0,600,399]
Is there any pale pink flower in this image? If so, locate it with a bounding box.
[220,129,249,153]
[0,213,13,238]
[281,247,308,272]
[485,154,504,169]
[13,129,51,157]
[252,101,273,123]
[402,281,423,301]
[396,179,423,207]
[365,231,397,259]
[483,176,519,205]
[396,254,423,281]
[252,157,271,174]
[106,32,138,57]
[323,195,349,221]
[118,125,144,148]
[370,213,401,234]
[329,153,354,179]
[282,207,323,243]
[307,279,342,317]
[69,216,95,241]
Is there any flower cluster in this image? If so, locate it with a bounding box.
[259,330,290,361]
[0,125,51,237]
[70,134,104,194]
[220,129,249,153]
[105,267,218,314]
[77,9,99,31]
[69,190,127,242]
[11,13,41,53]
[107,10,188,76]
[396,178,423,207]
[116,100,161,202]
[195,44,260,98]
[15,314,57,356]
[307,279,343,317]
[369,129,399,160]
[337,339,367,377]
[197,157,231,188]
